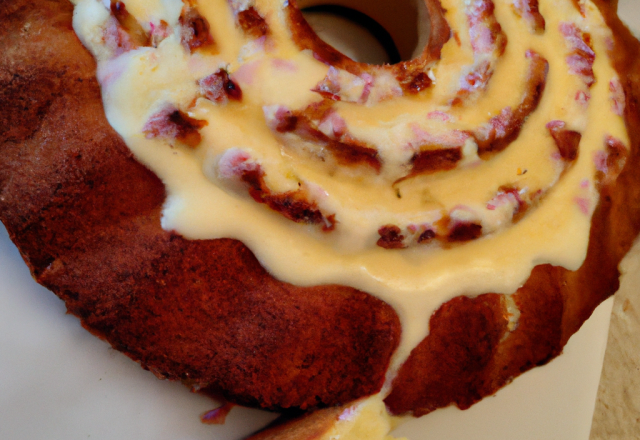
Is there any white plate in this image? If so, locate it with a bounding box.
[1,1,639,439]
[0,221,615,440]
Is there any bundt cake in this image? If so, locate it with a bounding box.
[1,0,639,438]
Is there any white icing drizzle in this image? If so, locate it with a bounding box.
[70,0,629,382]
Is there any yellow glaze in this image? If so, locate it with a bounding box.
[325,394,408,440]
[71,0,628,377]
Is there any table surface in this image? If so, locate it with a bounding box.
[589,2,640,438]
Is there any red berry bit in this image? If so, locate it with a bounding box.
[237,7,270,38]
[377,225,407,249]
[512,0,546,33]
[199,69,243,103]
[546,120,581,162]
[560,22,595,87]
[180,6,216,52]
[143,106,208,148]
[200,403,235,425]
[217,150,337,231]
[110,0,150,47]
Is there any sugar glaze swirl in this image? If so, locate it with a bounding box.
[71,0,629,371]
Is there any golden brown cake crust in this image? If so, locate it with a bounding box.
[0,0,400,411]
[1,0,639,419]
[386,0,640,415]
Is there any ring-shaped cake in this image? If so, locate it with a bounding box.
[1,0,640,434]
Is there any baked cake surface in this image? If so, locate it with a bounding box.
[1,0,640,436]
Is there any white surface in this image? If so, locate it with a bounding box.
[0,221,615,440]
[620,0,640,37]
[0,223,278,440]
[1,1,639,439]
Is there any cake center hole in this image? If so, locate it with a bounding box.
[300,0,429,65]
